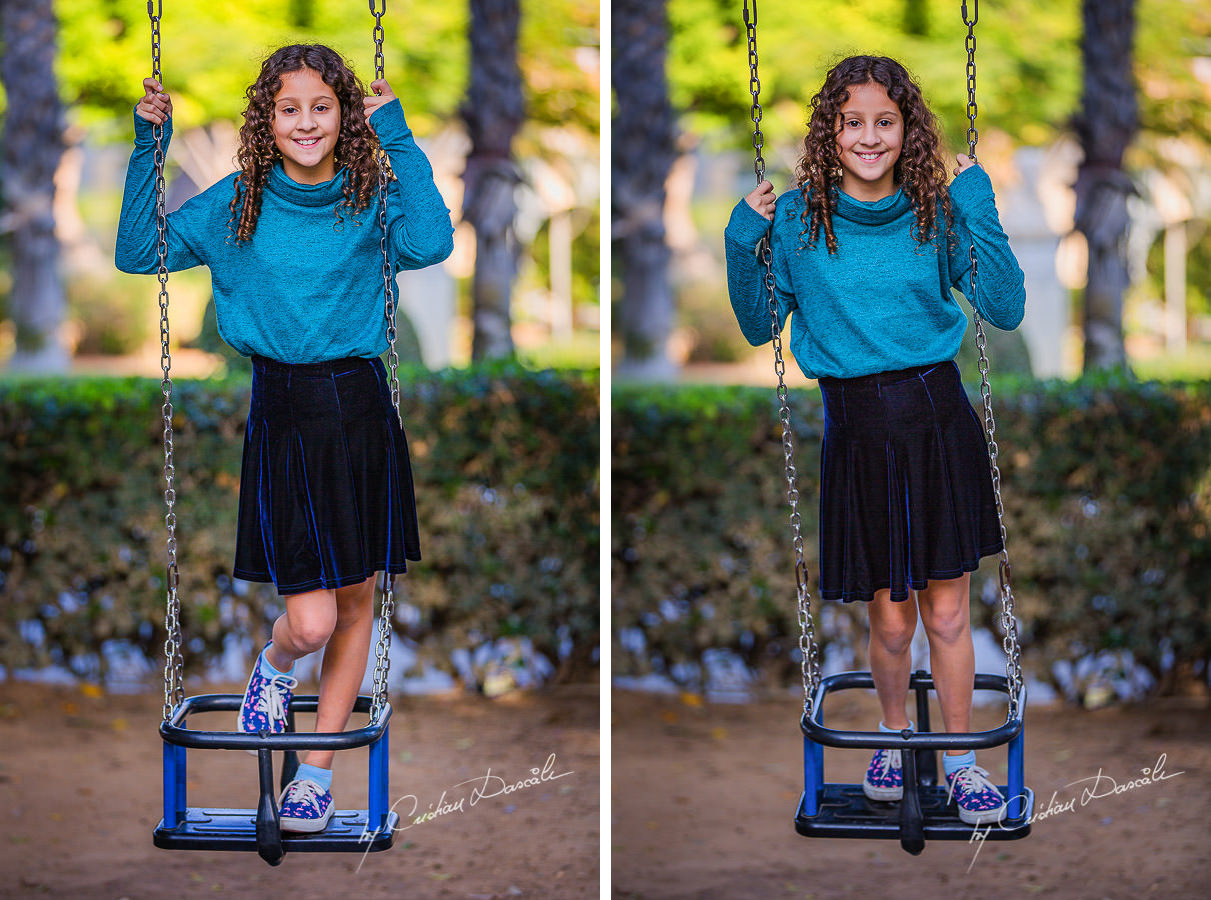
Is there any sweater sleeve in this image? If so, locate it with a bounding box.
[946,165,1025,330]
[114,109,209,274]
[724,197,795,346]
[369,99,455,270]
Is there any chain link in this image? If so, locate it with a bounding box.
[962,0,979,158]
[962,0,1023,720]
[368,0,398,721]
[743,1,820,717]
[148,0,183,723]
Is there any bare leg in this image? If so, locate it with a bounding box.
[265,589,338,671]
[916,573,975,756]
[303,574,377,770]
[867,588,918,730]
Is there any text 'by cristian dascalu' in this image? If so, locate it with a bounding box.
[966,752,1183,872]
[358,752,573,844]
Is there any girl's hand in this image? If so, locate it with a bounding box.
[954,154,977,177]
[745,180,776,221]
[363,78,397,124]
[136,77,173,124]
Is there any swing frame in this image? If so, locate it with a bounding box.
[147,0,406,866]
[740,0,1034,855]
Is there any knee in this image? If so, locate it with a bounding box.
[922,607,968,645]
[288,611,337,652]
[871,619,915,656]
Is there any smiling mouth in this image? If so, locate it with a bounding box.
[293,137,321,147]
[854,151,885,162]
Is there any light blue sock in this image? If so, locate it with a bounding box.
[294,762,333,793]
[944,749,976,778]
[259,641,295,679]
[878,719,915,734]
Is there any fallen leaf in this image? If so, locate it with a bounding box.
[679,691,703,708]
[80,684,104,699]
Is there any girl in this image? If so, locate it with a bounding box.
[117,44,454,833]
[724,56,1025,826]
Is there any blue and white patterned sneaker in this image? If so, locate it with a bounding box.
[237,642,297,752]
[278,778,335,833]
[945,763,1007,825]
[862,747,904,801]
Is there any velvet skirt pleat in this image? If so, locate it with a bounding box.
[817,360,1002,603]
[233,355,421,595]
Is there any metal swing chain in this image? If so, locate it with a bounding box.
[962,0,1024,720]
[149,0,184,723]
[742,0,820,717]
[368,0,399,721]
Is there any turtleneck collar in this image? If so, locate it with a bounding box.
[833,185,911,225]
[266,161,347,207]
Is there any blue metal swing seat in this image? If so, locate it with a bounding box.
[795,669,1033,855]
[153,693,399,866]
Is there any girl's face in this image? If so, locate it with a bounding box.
[272,67,341,185]
[834,81,904,202]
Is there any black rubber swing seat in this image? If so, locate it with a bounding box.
[794,670,1034,855]
[153,693,399,866]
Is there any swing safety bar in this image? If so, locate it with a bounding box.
[796,670,1033,855]
[154,693,398,866]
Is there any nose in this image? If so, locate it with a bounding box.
[858,123,880,146]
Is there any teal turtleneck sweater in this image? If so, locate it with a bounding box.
[116,99,454,364]
[724,166,1025,380]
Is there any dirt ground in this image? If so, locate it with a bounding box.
[612,687,1211,899]
[0,679,599,899]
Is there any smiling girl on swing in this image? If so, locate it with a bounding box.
[117,43,454,833]
[725,55,1026,825]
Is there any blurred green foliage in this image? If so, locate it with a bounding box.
[667,0,1209,159]
[41,0,597,142]
[0,364,599,686]
[613,372,1211,704]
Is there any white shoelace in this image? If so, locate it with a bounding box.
[283,778,326,813]
[873,748,902,778]
[946,763,1004,806]
[254,673,298,723]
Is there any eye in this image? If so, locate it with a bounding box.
[846,119,860,128]
[280,105,297,115]
[315,104,329,113]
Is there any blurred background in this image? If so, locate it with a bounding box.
[1,0,600,698]
[612,0,1211,710]
[1,0,600,377]
[614,0,1209,382]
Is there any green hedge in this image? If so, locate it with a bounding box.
[612,372,1211,703]
[0,364,599,686]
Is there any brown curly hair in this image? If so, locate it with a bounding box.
[228,44,386,243]
[794,56,954,255]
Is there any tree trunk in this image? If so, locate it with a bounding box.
[2,0,68,372]
[461,0,523,361]
[612,0,677,381]
[1073,0,1138,372]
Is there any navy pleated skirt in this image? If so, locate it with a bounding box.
[233,355,421,596]
[817,360,1002,603]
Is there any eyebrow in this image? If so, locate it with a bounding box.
[275,94,336,105]
[841,109,899,117]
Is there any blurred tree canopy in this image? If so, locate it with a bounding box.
[667,0,1208,157]
[0,0,596,143]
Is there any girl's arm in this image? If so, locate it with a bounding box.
[724,187,795,346]
[366,96,455,270]
[946,165,1025,330]
[115,80,208,274]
